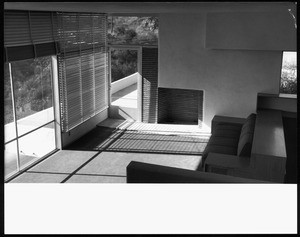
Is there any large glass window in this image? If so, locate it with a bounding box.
[108,16,158,45]
[111,49,138,82]
[4,63,16,142]
[280,51,297,95]
[11,57,54,136]
[4,56,57,180]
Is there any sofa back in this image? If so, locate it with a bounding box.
[237,113,256,157]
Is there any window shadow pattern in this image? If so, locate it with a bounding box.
[66,125,210,156]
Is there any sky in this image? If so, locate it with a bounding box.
[283,51,297,64]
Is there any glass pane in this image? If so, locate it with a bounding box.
[108,16,158,45]
[5,141,19,178]
[18,122,56,169]
[4,63,16,142]
[280,52,297,94]
[11,56,54,136]
[111,49,138,82]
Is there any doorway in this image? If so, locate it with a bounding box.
[109,46,142,122]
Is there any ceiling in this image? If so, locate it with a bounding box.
[4,2,296,14]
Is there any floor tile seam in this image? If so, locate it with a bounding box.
[60,123,135,183]
[60,151,103,183]
[27,169,127,178]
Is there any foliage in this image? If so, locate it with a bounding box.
[108,16,158,45]
[109,16,158,82]
[280,62,297,94]
[4,57,53,124]
[111,50,137,82]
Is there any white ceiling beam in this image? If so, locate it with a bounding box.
[4,2,296,13]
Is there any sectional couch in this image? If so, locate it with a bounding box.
[126,113,263,183]
[200,113,256,169]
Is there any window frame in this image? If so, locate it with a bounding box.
[4,56,60,181]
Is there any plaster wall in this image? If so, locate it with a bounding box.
[159,13,292,129]
[111,73,138,94]
[206,11,296,50]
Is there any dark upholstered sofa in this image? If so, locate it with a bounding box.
[200,113,256,169]
[126,113,263,183]
[127,161,266,183]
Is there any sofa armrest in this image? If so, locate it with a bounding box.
[127,161,267,183]
[212,115,246,134]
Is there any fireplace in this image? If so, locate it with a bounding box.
[158,88,203,127]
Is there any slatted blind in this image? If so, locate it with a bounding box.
[57,12,108,132]
[142,47,158,123]
[4,10,58,61]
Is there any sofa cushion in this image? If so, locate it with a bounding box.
[213,128,241,138]
[237,113,256,157]
[208,136,239,148]
[201,144,237,169]
[214,123,242,132]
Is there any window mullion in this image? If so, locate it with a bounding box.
[8,63,21,171]
[92,14,96,115]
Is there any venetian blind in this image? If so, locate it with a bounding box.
[4,10,58,62]
[57,12,108,132]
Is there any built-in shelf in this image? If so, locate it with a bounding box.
[256,93,297,113]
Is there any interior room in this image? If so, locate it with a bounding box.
[3,2,297,184]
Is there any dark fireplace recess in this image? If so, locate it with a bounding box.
[158,88,203,127]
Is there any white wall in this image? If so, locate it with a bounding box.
[111,73,138,94]
[206,11,296,51]
[159,12,295,129]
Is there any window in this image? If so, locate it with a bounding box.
[57,13,108,132]
[4,56,57,180]
[108,16,158,45]
[280,51,297,95]
[111,49,138,82]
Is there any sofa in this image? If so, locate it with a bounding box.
[126,113,263,183]
[127,160,266,183]
[200,113,256,170]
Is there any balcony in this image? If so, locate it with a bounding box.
[110,72,138,121]
[5,107,56,178]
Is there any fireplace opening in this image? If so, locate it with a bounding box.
[158,88,203,127]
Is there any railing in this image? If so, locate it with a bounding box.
[111,72,138,94]
[5,107,55,153]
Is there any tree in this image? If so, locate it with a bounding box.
[111,49,137,82]
[107,16,158,45]
[141,17,158,31]
[125,29,137,42]
[280,61,297,94]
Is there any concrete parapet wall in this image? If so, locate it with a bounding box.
[111,73,138,94]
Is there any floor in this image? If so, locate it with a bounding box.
[9,118,209,183]
[110,83,138,120]
[67,121,210,155]
[9,150,202,183]
[111,83,137,109]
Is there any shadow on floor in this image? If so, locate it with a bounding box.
[65,125,210,156]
